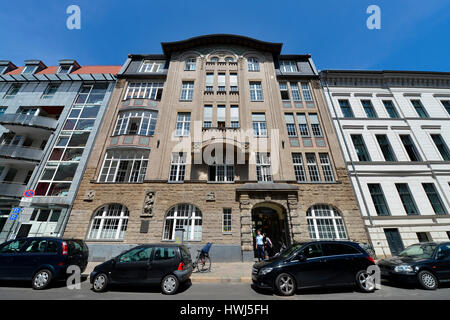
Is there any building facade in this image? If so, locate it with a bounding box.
[321,70,450,258]
[63,35,369,262]
[0,60,120,242]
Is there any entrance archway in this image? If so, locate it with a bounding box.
[251,202,291,257]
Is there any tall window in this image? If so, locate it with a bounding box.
[180,81,194,101]
[351,134,371,161]
[301,83,312,101]
[139,60,165,73]
[422,183,447,215]
[280,60,298,72]
[169,152,186,182]
[185,57,196,71]
[229,73,238,92]
[441,100,450,115]
[248,57,259,71]
[319,153,334,182]
[284,113,297,137]
[279,82,289,100]
[376,134,397,161]
[125,82,163,100]
[217,73,226,92]
[98,150,149,183]
[163,204,202,241]
[400,135,422,161]
[430,134,450,161]
[205,73,214,92]
[203,105,212,128]
[361,100,377,118]
[87,204,129,240]
[411,100,429,118]
[292,153,306,182]
[395,183,419,215]
[309,113,322,137]
[339,99,354,118]
[223,209,232,233]
[307,205,348,240]
[113,110,158,136]
[252,113,267,137]
[217,105,226,127]
[306,153,321,182]
[368,184,390,216]
[383,100,399,118]
[256,153,272,182]
[42,83,60,99]
[175,112,191,136]
[208,164,234,182]
[249,82,263,101]
[230,105,239,128]
[296,113,310,137]
[4,84,22,99]
[290,83,301,101]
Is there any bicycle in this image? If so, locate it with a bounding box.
[192,242,212,273]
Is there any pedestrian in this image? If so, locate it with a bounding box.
[255,229,264,261]
[263,233,273,259]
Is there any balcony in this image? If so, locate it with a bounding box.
[0,182,27,198]
[0,114,58,136]
[0,145,43,163]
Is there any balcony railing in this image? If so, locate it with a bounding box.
[0,145,43,162]
[0,114,58,130]
[0,182,27,198]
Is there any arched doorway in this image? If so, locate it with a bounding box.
[251,202,291,257]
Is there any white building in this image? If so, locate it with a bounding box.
[320,70,450,257]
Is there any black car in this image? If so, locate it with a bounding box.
[90,244,193,295]
[252,241,376,296]
[0,237,89,290]
[377,242,450,290]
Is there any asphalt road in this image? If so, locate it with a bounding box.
[0,278,449,300]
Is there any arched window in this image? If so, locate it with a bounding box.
[87,204,129,240]
[306,205,348,240]
[224,57,234,63]
[163,204,202,241]
[209,57,219,63]
[248,57,259,71]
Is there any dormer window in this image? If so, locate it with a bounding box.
[0,66,7,75]
[22,65,38,74]
[58,65,72,74]
[140,60,165,73]
[279,60,298,72]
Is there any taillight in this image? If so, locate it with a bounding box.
[366,256,375,264]
[62,241,68,255]
[177,262,185,271]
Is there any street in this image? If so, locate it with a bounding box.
[0,278,449,300]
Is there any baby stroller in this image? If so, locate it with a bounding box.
[193,242,212,273]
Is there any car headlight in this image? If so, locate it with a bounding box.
[259,267,273,275]
[394,265,414,273]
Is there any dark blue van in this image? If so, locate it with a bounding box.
[0,237,89,289]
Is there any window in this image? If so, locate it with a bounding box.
[223,209,232,233]
[249,82,263,101]
[430,134,450,161]
[163,204,202,241]
[383,100,399,118]
[361,100,377,118]
[422,183,447,215]
[208,164,234,182]
[290,83,301,101]
[417,232,431,243]
[306,153,321,182]
[98,150,149,183]
[323,243,360,255]
[180,81,194,101]
[185,57,196,71]
[203,105,212,128]
[230,73,238,92]
[248,57,259,71]
[87,204,129,240]
[217,73,226,92]
[279,82,289,100]
[309,113,322,137]
[376,134,397,161]
[256,153,272,182]
[230,105,239,128]
[58,65,72,74]
[0,239,27,253]
[292,153,306,182]
[368,184,390,216]
[4,84,22,99]
[301,83,312,101]
[339,99,354,118]
[119,247,153,263]
[175,112,191,136]
[169,152,186,182]
[225,57,234,63]
[252,113,267,137]
[351,134,371,161]
[217,105,226,127]
[411,100,429,118]
[284,113,297,137]
[0,107,6,115]
[297,113,309,137]
[113,110,158,136]
[139,60,165,73]
[153,247,176,260]
[22,65,38,74]
[319,153,334,182]
[124,82,164,100]
[42,83,60,99]
[396,183,419,215]
[400,135,422,161]
[205,73,214,92]
[307,205,348,240]
[24,240,47,253]
[279,60,298,72]
[441,100,450,115]
[209,57,219,63]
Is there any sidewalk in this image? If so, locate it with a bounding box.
[83,261,255,283]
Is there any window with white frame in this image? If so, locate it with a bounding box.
[279,60,298,72]
[203,105,212,128]
[280,82,289,100]
[217,105,226,127]
[230,73,238,92]
[124,82,164,100]
[290,82,301,101]
[306,153,321,182]
[98,150,149,183]
[248,57,259,71]
[319,153,334,182]
[230,105,239,128]
[223,208,232,233]
[175,112,191,136]
[139,60,165,73]
[217,73,226,92]
[87,204,129,240]
[307,205,348,240]
[58,65,72,74]
[185,57,196,71]
[113,110,158,136]
[252,113,267,137]
[169,152,186,182]
[309,113,322,137]
[284,113,297,137]
[256,153,272,182]
[180,81,194,101]
[249,82,263,101]
[163,204,202,241]
[208,153,234,182]
[301,82,312,101]
[42,83,60,99]
[205,73,214,92]
[297,113,309,137]
[292,153,306,182]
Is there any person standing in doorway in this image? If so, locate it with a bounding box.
[263,233,273,259]
[255,229,264,261]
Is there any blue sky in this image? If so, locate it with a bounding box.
[1,0,449,71]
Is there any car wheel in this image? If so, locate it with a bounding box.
[92,273,109,293]
[418,270,438,290]
[356,270,376,293]
[161,274,179,295]
[275,273,296,296]
[32,269,52,290]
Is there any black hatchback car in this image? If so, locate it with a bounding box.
[0,237,89,289]
[377,242,450,290]
[90,244,193,295]
[252,241,376,296]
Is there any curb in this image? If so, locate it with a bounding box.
[191,276,252,284]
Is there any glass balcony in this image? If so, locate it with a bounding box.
[0,145,43,162]
[0,182,27,198]
[0,114,58,131]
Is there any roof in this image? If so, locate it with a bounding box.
[4,65,121,76]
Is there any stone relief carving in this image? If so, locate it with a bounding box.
[83,190,95,201]
[142,191,156,216]
[206,192,216,201]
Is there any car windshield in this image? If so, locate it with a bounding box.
[398,244,436,259]
[279,243,305,258]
